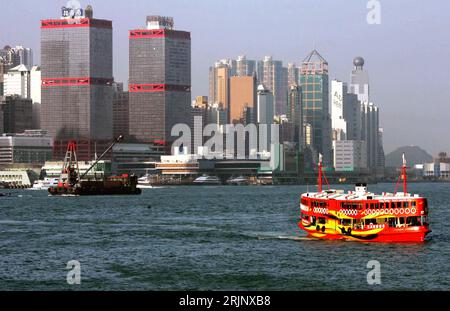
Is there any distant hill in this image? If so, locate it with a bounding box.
[385,146,433,167]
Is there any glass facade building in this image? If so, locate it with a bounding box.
[40,17,113,160]
[128,17,191,145]
[299,49,332,165]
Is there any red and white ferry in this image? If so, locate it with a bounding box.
[298,154,431,242]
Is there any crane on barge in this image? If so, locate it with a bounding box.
[48,136,141,196]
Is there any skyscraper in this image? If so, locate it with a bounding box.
[128,16,191,146]
[236,55,256,77]
[256,84,274,152]
[287,63,299,87]
[349,56,369,102]
[229,75,256,124]
[299,49,332,165]
[257,56,288,116]
[330,80,348,141]
[286,84,302,144]
[208,59,232,111]
[41,5,113,160]
[348,57,384,174]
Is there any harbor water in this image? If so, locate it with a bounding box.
[0,183,449,290]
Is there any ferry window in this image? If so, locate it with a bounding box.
[370,203,374,209]
[375,203,379,209]
[403,202,408,208]
[423,200,428,208]
[399,217,405,225]
[380,202,384,208]
[341,219,351,226]
[318,217,326,224]
[388,218,396,228]
[391,202,396,209]
[397,202,402,208]
[412,201,416,207]
[311,216,316,225]
[365,203,369,209]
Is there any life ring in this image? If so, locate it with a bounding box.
[405,208,410,214]
[411,207,417,214]
[400,208,404,214]
[389,208,394,215]
[380,209,385,214]
[394,209,399,215]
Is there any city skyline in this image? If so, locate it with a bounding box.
[1,0,449,155]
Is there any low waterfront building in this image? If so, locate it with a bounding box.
[111,143,165,175]
[42,160,111,179]
[0,130,52,164]
[0,169,33,187]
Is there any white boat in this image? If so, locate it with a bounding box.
[137,174,154,189]
[227,176,249,185]
[30,177,59,190]
[193,175,221,185]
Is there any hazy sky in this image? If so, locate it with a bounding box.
[1,0,449,156]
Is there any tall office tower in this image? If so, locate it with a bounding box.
[377,128,385,174]
[361,102,379,172]
[112,82,129,138]
[256,84,274,152]
[128,16,191,146]
[229,75,257,124]
[300,49,332,165]
[236,55,256,77]
[0,59,4,96]
[41,4,113,160]
[348,57,384,174]
[287,63,299,87]
[3,65,30,98]
[209,59,232,110]
[286,84,302,144]
[349,57,369,102]
[257,56,288,116]
[0,95,33,133]
[330,80,348,141]
[342,91,361,141]
[30,66,41,129]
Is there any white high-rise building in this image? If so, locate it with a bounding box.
[331,80,348,141]
[30,66,41,129]
[3,64,30,98]
[333,140,367,172]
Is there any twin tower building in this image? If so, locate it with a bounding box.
[41,6,190,159]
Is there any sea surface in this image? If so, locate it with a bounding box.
[0,183,449,290]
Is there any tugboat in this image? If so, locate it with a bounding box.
[48,136,141,196]
[298,154,431,242]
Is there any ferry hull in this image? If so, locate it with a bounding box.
[298,222,431,243]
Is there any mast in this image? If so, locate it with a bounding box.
[402,153,407,194]
[394,153,408,195]
[317,153,323,192]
